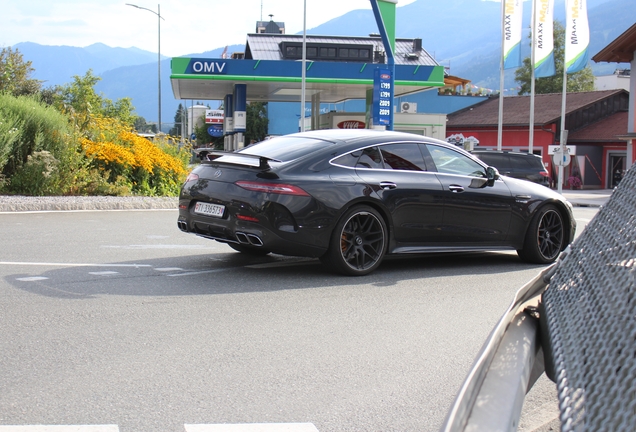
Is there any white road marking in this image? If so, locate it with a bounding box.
[0,425,317,432]
[155,267,184,272]
[185,424,319,432]
[88,271,119,276]
[0,426,119,431]
[15,276,49,282]
[100,245,217,250]
[168,268,233,277]
[0,209,176,215]
[0,262,152,268]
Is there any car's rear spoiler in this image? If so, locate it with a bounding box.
[196,149,278,169]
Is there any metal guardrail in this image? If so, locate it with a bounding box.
[541,166,636,432]
[441,166,636,431]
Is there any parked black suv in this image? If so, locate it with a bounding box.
[471,150,551,187]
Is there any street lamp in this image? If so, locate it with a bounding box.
[126,3,164,133]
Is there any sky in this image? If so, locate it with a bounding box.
[2,0,418,57]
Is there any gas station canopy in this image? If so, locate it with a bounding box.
[170,34,446,103]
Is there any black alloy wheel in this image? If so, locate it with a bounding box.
[518,205,565,264]
[321,205,387,276]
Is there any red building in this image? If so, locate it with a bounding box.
[446,89,630,189]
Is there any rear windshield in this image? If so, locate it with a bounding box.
[239,136,335,162]
[510,155,546,169]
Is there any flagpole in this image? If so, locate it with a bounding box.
[300,0,307,132]
[558,59,568,194]
[497,0,506,150]
[498,0,505,151]
[529,0,536,154]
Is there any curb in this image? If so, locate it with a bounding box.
[0,196,178,212]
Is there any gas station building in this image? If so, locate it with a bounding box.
[168,0,484,151]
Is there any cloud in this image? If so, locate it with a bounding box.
[44,19,86,28]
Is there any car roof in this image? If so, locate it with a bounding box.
[285,128,453,147]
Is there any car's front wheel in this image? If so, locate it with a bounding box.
[321,205,387,276]
[517,204,565,264]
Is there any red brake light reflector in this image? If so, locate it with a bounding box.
[235,181,310,196]
[236,214,260,222]
[186,173,199,182]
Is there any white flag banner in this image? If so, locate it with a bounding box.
[533,0,556,78]
[565,0,590,73]
[503,0,523,69]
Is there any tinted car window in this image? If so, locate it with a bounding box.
[510,155,545,170]
[473,153,510,169]
[471,151,550,186]
[239,136,334,162]
[427,145,486,177]
[331,151,360,168]
[356,147,384,169]
[379,143,427,171]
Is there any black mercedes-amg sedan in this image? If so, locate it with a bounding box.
[178,129,576,276]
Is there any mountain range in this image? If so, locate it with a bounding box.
[11,0,635,130]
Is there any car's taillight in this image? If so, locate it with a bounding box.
[235,181,310,196]
[540,171,550,177]
[186,172,199,182]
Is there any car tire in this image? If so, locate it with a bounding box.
[320,205,387,276]
[517,204,565,264]
[228,243,271,256]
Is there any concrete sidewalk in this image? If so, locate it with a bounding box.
[561,189,613,208]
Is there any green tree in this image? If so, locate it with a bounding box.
[168,103,185,136]
[0,47,41,96]
[515,21,595,95]
[133,116,156,133]
[53,70,137,132]
[245,102,268,143]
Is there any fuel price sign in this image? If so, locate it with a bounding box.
[372,68,393,128]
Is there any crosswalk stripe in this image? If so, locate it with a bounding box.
[184,424,319,432]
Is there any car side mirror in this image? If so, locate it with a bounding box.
[469,177,489,188]
[486,166,499,187]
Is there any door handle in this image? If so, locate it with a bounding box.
[449,185,464,193]
[379,181,397,190]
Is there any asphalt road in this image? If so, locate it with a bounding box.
[0,208,598,432]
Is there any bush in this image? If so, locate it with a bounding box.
[80,116,191,196]
[0,94,191,197]
[0,93,99,196]
[0,93,71,177]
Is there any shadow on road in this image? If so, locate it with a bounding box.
[7,249,545,299]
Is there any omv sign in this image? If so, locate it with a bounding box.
[186,59,228,74]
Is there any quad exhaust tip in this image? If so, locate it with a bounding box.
[236,232,264,247]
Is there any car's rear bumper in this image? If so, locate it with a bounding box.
[177,200,328,258]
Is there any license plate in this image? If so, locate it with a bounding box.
[194,202,225,217]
